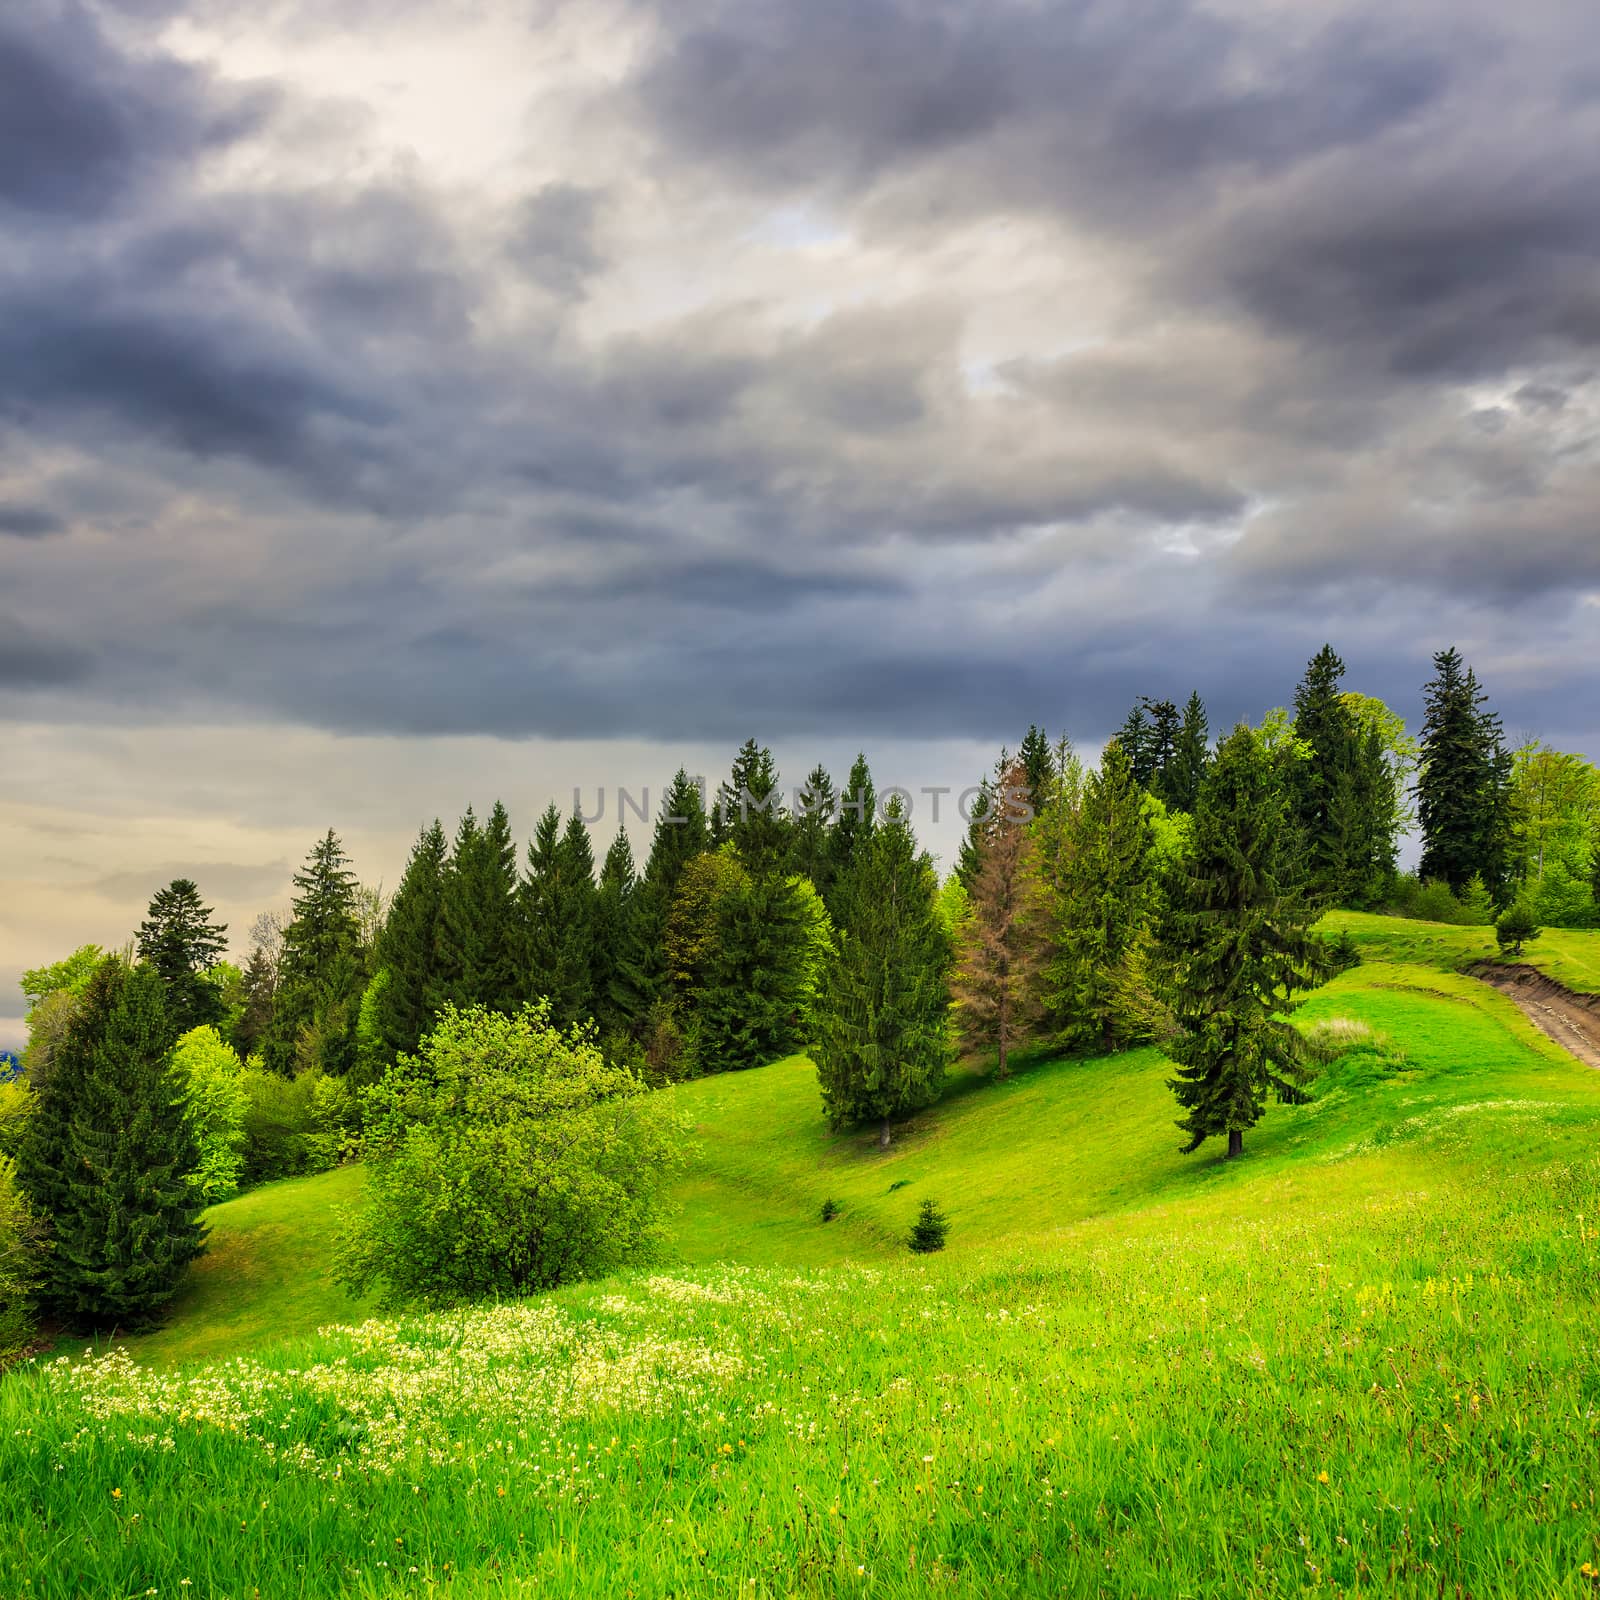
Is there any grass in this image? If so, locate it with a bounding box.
[6,920,1600,1596]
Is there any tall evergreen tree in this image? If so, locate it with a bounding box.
[713,739,790,877]
[231,945,277,1062]
[269,830,363,1075]
[591,827,639,1037]
[955,751,1007,893]
[1160,692,1211,814]
[136,879,227,1038]
[1288,645,1364,904]
[1043,740,1155,1051]
[694,874,816,1074]
[436,803,522,1014]
[372,819,449,1062]
[1154,725,1328,1159]
[1017,725,1054,814]
[952,762,1045,1078]
[1417,648,1515,900]
[520,806,597,1028]
[19,959,206,1328]
[811,801,951,1148]
[790,763,838,897]
[829,753,877,913]
[1116,703,1155,786]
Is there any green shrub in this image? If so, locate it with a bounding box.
[336,1003,691,1309]
[0,1153,43,1364]
[820,1198,839,1223]
[908,1198,950,1254]
[171,1026,249,1203]
[239,1064,330,1184]
[0,1079,33,1161]
[1495,901,1542,958]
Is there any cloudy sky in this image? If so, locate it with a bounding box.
[4,0,1599,1045]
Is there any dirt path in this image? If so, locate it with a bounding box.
[1470,961,1600,1070]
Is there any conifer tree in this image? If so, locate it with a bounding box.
[829,754,877,913]
[1116,703,1155,786]
[694,875,817,1074]
[811,801,951,1148]
[371,819,448,1062]
[713,739,790,877]
[591,827,639,1037]
[1043,740,1155,1051]
[1417,648,1515,899]
[436,803,522,1014]
[137,878,227,1038]
[1160,692,1211,814]
[790,763,837,896]
[520,806,597,1028]
[1017,725,1054,814]
[268,830,363,1074]
[231,945,277,1061]
[19,959,206,1328]
[1288,645,1364,903]
[955,750,1009,893]
[952,762,1045,1078]
[665,849,751,999]
[1154,725,1328,1158]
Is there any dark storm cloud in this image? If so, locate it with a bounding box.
[0,504,65,538]
[0,614,93,689]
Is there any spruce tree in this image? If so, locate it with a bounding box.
[811,801,951,1148]
[137,878,228,1038]
[952,762,1045,1079]
[591,827,639,1037]
[520,806,597,1028]
[1154,725,1328,1158]
[829,754,877,913]
[19,959,206,1328]
[790,763,838,897]
[1160,692,1211,814]
[1288,645,1363,904]
[372,819,448,1062]
[1043,740,1155,1052]
[231,945,277,1061]
[713,738,790,877]
[619,771,711,1026]
[1017,725,1054,814]
[694,875,815,1074]
[955,750,1009,893]
[269,830,363,1075]
[1116,703,1155,786]
[1418,648,1514,899]
[436,804,522,1014]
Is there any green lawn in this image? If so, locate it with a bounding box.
[1323,907,1600,992]
[9,920,1600,1596]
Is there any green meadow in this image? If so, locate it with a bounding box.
[6,917,1600,1597]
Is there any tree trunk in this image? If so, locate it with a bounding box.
[1227,1128,1243,1159]
[996,1034,1008,1081]
[879,1117,892,1149]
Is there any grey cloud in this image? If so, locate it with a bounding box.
[0,613,94,689]
[0,504,65,537]
[89,860,292,904]
[510,184,606,299]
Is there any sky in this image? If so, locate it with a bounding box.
[3,0,1599,1047]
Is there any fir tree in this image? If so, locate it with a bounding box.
[268,830,363,1075]
[790,763,838,897]
[136,879,227,1038]
[591,827,638,1037]
[1154,725,1328,1159]
[1116,704,1155,786]
[520,806,597,1028]
[231,945,277,1062]
[811,801,951,1148]
[713,739,790,877]
[19,959,206,1328]
[1017,725,1054,814]
[1288,645,1363,904]
[955,750,1009,893]
[952,762,1045,1079]
[372,819,448,1062]
[1418,648,1514,899]
[1043,740,1155,1052]
[1160,692,1211,814]
[436,803,522,1015]
[829,754,877,914]
[694,875,816,1074]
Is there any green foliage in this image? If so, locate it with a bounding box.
[0,1078,33,1160]
[437,803,523,1016]
[789,763,837,901]
[136,878,228,1038]
[907,1196,949,1254]
[1017,724,1054,813]
[811,804,951,1146]
[1155,725,1328,1158]
[1041,740,1155,1053]
[713,738,790,877]
[269,830,363,1076]
[18,959,205,1329]
[1158,691,1211,814]
[1495,900,1542,958]
[828,753,877,914]
[819,1197,839,1222]
[591,827,639,1037]
[238,1063,332,1184]
[169,1026,248,1204]
[0,1153,43,1365]
[371,819,448,1064]
[20,945,104,1012]
[521,805,599,1029]
[230,943,277,1063]
[665,849,750,999]
[336,1003,690,1308]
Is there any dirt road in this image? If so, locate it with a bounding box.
[1470,961,1600,1070]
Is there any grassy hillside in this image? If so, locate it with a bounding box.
[7,921,1600,1596]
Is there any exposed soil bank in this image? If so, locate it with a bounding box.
[1470,961,1600,1070]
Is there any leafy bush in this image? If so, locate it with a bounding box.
[336,1003,691,1309]
[0,1079,33,1161]
[170,1026,249,1203]
[908,1198,950,1254]
[0,1154,43,1364]
[1387,874,1493,926]
[239,1064,333,1185]
[1495,901,1542,958]
[820,1198,839,1223]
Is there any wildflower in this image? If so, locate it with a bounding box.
[111,1488,123,1500]
[1318,1471,1330,1484]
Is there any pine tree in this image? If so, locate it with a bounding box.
[790,763,837,896]
[268,830,363,1075]
[1154,725,1328,1159]
[1287,645,1364,904]
[829,754,877,914]
[1160,692,1211,814]
[694,875,815,1074]
[372,819,448,1062]
[811,801,951,1148]
[231,945,277,1061]
[136,879,228,1038]
[952,762,1045,1079]
[955,750,1009,893]
[713,739,790,877]
[1043,740,1155,1052]
[1017,725,1054,814]
[435,803,522,1015]
[520,806,597,1028]
[592,827,639,1037]
[19,959,206,1328]
[1418,648,1514,899]
[1117,704,1155,787]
